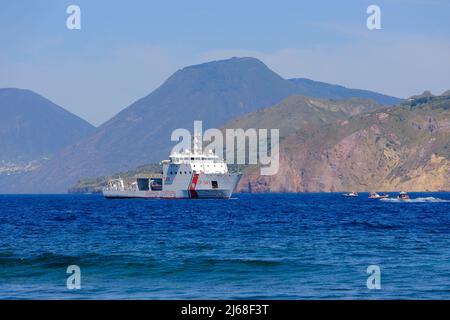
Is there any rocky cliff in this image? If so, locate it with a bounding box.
[239,94,450,192]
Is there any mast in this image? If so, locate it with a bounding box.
[193,130,202,155]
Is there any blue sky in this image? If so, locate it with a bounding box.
[1,0,450,125]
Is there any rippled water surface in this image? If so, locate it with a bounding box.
[1,193,450,299]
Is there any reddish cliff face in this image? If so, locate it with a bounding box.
[238,96,450,192]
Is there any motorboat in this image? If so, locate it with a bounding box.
[397,191,410,200]
[369,192,390,199]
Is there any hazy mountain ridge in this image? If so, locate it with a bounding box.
[289,78,402,106]
[0,88,95,176]
[239,95,450,192]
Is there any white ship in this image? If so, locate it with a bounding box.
[103,137,242,199]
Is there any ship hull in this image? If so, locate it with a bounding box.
[103,189,233,199]
[103,173,241,199]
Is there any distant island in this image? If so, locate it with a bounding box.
[2,57,449,194]
[69,92,450,194]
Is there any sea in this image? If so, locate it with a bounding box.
[1,192,450,300]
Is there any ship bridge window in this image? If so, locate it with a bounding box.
[150,178,163,191]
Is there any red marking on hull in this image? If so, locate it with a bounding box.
[189,174,199,199]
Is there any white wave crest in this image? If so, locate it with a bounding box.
[380,197,450,203]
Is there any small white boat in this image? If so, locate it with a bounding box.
[369,192,390,199]
[342,192,359,197]
[397,191,410,200]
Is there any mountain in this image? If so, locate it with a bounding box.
[220,95,382,164]
[238,94,450,192]
[409,90,435,99]
[3,57,401,193]
[441,90,450,97]
[289,78,402,105]
[0,88,95,176]
[222,95,382,139]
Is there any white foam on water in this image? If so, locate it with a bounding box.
[380,197,450,203]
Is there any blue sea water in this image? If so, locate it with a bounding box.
[1,192,450,300]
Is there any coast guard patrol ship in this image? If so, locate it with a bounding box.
[103,136,242,199]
